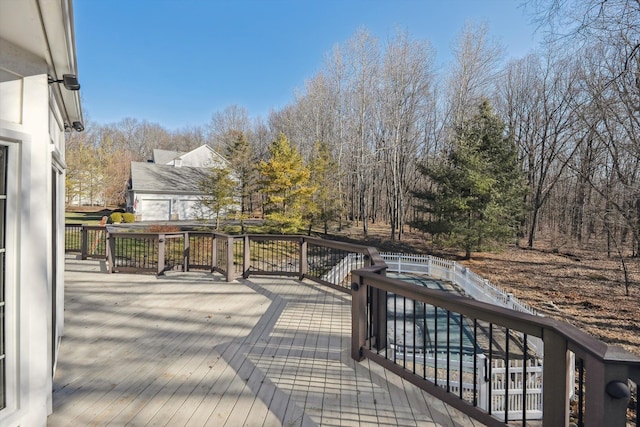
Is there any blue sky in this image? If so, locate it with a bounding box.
[74,0,540,130]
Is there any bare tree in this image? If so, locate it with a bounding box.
[573,40,640,255]
[102,144,133,206]
[207,105,251,153]
[498,48,582,247]
[168,125,207,152]
[323,43,350,227]
[104,118,171,161]
[530,0,640,54]
[378,29,436,240]
[344,28,380,236]
[65,132,103,206]
[446,21,505,128]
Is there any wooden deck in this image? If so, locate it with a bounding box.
[48,256,484,427]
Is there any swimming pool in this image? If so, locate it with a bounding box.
[386,273,480,356]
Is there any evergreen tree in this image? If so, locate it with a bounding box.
[413,100,525,259]
[196,166,236,230]
[258,133,315,234]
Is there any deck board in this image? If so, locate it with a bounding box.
[48,257,485,427]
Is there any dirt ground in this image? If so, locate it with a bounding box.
[333,223,640,357]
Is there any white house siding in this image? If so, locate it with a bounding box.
[0,1,81,425]
[174,144,229,168]
[177,198,200,220]
[0,77,67,426]
[134,194,209,221]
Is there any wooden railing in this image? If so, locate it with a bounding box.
[65,224,639,426]
[90,229,381,285]
[64,224,107,259]
[351,267,640,427]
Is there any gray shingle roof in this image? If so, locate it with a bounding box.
[130,162,209,193]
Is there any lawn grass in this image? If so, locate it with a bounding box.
[65,210,111,225]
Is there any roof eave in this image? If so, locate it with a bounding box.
[40,0,83,126]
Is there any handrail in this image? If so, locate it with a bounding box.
[64,223,107,259]
[351,268,640,426]
[356,269,544,336]
[302,236,385,292]
[303,236,383,256]
[354,269,640,365]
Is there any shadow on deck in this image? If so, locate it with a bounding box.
[48,256,483,426]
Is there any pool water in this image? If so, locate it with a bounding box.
[386,273,480,355]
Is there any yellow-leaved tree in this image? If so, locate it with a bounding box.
[258,133,316,234]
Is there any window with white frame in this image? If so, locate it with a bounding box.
[0,144,7,409]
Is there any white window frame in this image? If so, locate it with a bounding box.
[0,131,22,418]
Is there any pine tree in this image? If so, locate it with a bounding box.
[258,133,315,234]
[413,100,525,259]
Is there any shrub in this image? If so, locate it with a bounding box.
[110,212,123,223]
[122,212,136,223]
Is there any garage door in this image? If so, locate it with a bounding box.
[141,199,170,221]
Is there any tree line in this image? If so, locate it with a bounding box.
[67,0,640,260]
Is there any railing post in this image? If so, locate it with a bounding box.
[158,234,165,276]
[366,250,388,350]
[584,356,630,426]
[243,235,250,278]
[542,329,570,427]
[476,353,488,411]
[81,224,89,260]
[299,238,307,279]
[351,271,366,361]
[183,232,189,272]
[106,231,115,273]
[226,235,234,282]
[211,233,218,271]
[371,284,387,351]
[364,253,371,267]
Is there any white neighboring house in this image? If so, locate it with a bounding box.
[0,1,83,426]
[127,144,237,221]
